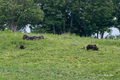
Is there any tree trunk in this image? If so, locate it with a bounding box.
[101,31,104,39]
[69,13,73,33]
[10,24,17,32]
[63,12,66,34]
[97,31,99,38]
[63,0,68,34]
[53,25,55,34]
[14,25,17,32]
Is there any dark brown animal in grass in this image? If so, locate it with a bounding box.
[26,36,36,40]
[23,34,29,40]
[20,45,25,49]
[86,45,98,51]
[35,36,41,40]
[40,35,44,39]
[35,35,44,40]
[23,34,36,40]
[23,34,44,40]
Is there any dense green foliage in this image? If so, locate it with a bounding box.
[0,0,44,32]
[0,0,120,38]
[81,0,114,38]
[0,31,120,79]
[32,0,117,38]
[112,0,120,30]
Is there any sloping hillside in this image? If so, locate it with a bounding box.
[0,31,120,80]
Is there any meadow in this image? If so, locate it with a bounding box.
[0,30,120,80]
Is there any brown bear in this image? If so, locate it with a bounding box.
[23,34,44,40]
[39,35,44,39]
[35,35,44,40]
[23,34,29,40]
[23,34,36,40]
[35,36,41,40]
[86,44,98,51]
[26,36,36,40]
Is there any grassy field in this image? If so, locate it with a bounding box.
[0,30,120,80]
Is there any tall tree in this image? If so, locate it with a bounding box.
[0,0,44,32]
[32,0,64,34]
[66,0,86,36]
[44,0,63,34]
[81,0,114,38]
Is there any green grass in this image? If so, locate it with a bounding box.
[0,31,120,80]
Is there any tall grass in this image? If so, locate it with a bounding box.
[0,31,120,80]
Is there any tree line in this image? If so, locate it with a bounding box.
[0,0,120,38]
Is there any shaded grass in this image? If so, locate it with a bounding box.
[0,31,120,80]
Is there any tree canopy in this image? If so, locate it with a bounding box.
[0,0,44,32]
[0,0,119,38]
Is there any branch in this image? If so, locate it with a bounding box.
[17,16,21,22]
[65,0,68,8]
[17,15,28,23]
[115,3,120,12]
[20,22,26,28]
